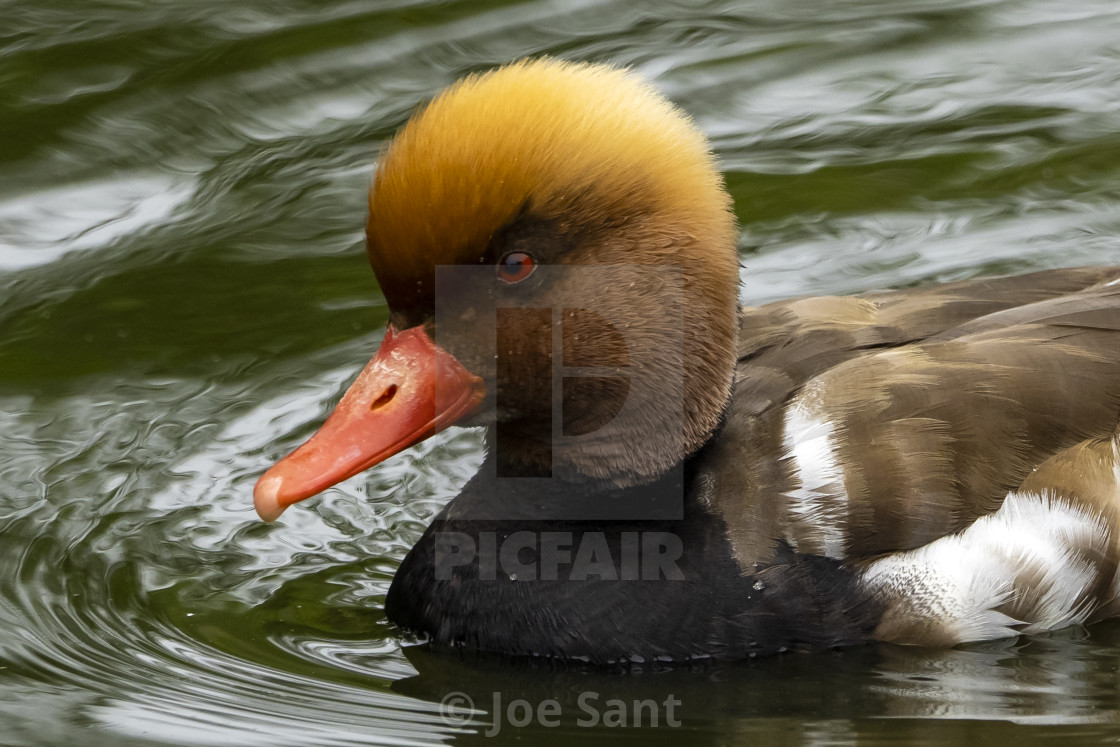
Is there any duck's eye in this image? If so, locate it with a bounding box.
[497,251,536,284]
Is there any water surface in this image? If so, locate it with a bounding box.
[3,0,1120,744]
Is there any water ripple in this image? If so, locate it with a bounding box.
[4,0,1120,744]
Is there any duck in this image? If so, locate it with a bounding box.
[254,58,1120,664]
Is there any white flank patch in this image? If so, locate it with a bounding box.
[862,491,1111,645]
[1106,436,1120,604]
[782,384,849,558]
[1113,434,1120,486]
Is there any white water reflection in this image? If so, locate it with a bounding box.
[740,204,1120,305]
[0,174,196,270]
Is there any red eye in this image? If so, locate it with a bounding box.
[497,251,536,283]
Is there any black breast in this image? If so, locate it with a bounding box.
[384,446,882,664]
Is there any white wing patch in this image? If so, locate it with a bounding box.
[782,383,849,558]
[1113,434,1120,488]
[861,491,1112,646]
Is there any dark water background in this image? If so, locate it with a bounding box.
[3,0,1120,744]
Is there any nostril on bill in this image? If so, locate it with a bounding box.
[371,384,398,411]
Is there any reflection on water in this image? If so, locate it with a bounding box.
[2,0,1120,744]
[0,174,197,271]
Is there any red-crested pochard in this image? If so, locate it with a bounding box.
[255,58,1120,663]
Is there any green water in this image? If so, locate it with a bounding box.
[2,0,1120,744]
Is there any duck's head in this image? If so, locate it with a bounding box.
[255,59,739,521]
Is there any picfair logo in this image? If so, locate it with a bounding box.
[434,265,685,520]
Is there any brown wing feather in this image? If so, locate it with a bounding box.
[707,266,1120,569]
[820,312,1120,555]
